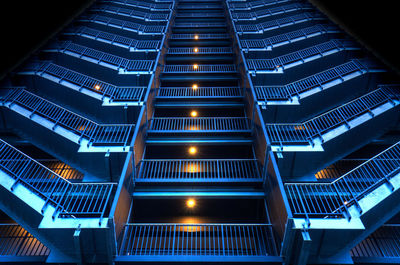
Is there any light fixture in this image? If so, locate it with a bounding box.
[194,47,199,53]
[94,84,101,90]
[186,199,196,208]
[193,64,198,70]
[192,84,198,90]
[190,110,198,117]
[194,35,199,40]
[188,146,197,155]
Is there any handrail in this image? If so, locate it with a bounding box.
[285,141,400,220]
[266,86,400,145]
[1,88,135,147]
[230,3,311,21]
[120,223,277,256]
[255,59,368,101]
[240,24,339,51]
[79,14,167,35]
[148,117,251,131]
[0,224,49,256]
[47,41,155,73]
[22,61,146,102]
[137,159,262,182]
[0,139,116,223]
[67,26,162,52]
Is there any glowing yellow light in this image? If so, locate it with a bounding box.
[186,199,196,208]
[94,84,101,90]
[190,111,198,117]
[192,84,198,90]
[188,146,197,155]
[194,35,199,40]
[193,64,198,70]
[194,47,199,53]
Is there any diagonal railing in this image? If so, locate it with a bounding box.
[284,141,400,222]
[0,139,116,223]
[1,88,134,147]
[266,86,400,146]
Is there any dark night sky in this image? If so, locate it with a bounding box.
[0,1,398,77]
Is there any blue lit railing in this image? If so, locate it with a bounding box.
[0,139,116,221]
[92,4,170,21]
[100,0,173,10]
[234,12,325,34]
[1,89,134,147]
[21,61,147,103]
[246,39,356,74]
[136,159,262,182]
[351,225,400,259]
[157,86,243,98]
[0,224,49,257]
[168,47,233,54]
[174,22,227,28]
[80,14,167,35]
[227,0,290,10]
[46,41,155,74]
[120,223,277,256]
[284,141,400,222]
[266,86,400,146]
[240,24,339,52]
[170,33,230,40]
[163,64,237,73]
[148,117,251,132]
[231,3,311,21]
[66,26,162,52]
[255,60,368,102]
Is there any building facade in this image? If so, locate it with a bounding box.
[0,0,400,264]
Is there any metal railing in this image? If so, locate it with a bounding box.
[92,4,170,21]
[240,24,339,51]
[22,62,146,102]
[178,4,222,9]
[247,39,355,73]
[47,41,155,74]
[234,12,325,34]
[39,159,84,181]
[170,33,230,40]
[136,159,262,182]
[163,64,237,73]
[351,225,400,259]
[0,139,116,220]
[266,86,400,146]
[255,60,368,101]
[285,141,400,220]
[0,224,49,256]
[80,14,167,35]
[148,117,251,132]
[100,0,173,10]
[231,3,311,21]
[157,87,242,98]
[228,0,290,10]
[120,223,277,256]
[174,22,227,28]
[68,26,162,52]
[168,47,233,54]
[176,12,224,18]
[1,89,134,147]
